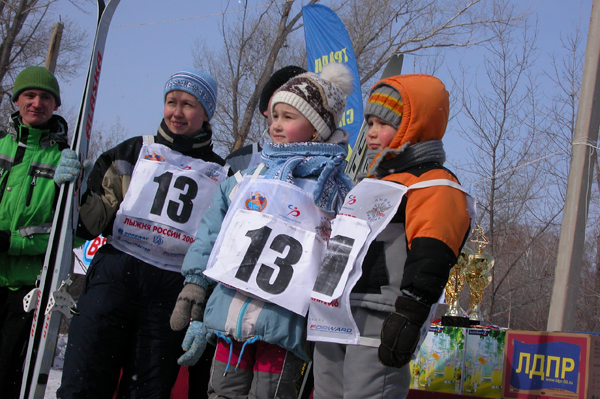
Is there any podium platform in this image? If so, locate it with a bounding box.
[408,390,487,399]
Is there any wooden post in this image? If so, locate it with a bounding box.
[547,0,600,331]
[44,22,64,73]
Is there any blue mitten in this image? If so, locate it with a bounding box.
[177,321,207,366]
[54,149,92,185]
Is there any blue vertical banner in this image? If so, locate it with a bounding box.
[303,4,362,147]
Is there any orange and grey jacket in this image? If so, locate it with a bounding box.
[350,75,471,309]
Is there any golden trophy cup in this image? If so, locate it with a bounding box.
[465,226,495,324]
[445,247,472,316]
[442,247,473,327]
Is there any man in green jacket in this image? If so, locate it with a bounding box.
[0,66,70,398]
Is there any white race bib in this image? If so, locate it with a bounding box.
[204,177,333,315]
[308,179,407,344]
[112,143,227,271]
[308,178,476,346]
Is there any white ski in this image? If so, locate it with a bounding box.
[345,54,404,181]
[19,1,120,398]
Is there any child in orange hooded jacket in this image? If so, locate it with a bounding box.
[311,75,472,399]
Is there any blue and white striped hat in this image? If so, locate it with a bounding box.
[164,69,218,120]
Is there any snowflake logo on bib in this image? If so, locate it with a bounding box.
[245,191,267,212]
[153,235,164,246]
[205,168,222,181]
[315,217,332,241]
[366,198,393,222]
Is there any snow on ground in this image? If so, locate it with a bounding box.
[42,334,66,399]
[45,369,61,399]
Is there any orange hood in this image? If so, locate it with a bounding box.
[368,74,449,151]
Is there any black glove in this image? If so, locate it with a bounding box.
[379,295,431,368]
[0,230,10,253]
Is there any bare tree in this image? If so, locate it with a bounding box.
[542,25,585,206]
[193,0,316,154]
[544,25,600,332]
[451,17,567,329]
[53,103,129,163]
[0,0,89,109]
[194,0,526,154]
[85,117,129,163]
[338,0,526,87]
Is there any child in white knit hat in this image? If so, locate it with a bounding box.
[170,63,355,398]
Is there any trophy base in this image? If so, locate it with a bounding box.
[469,319,482,326]
[441,315,471,327]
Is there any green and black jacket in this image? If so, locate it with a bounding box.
[0,111,69,289]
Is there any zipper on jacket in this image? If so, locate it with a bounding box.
[26,175,36,206]
[24,164,56,207]
[236,297,253,340]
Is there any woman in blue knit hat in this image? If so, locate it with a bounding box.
[56,69,228,399]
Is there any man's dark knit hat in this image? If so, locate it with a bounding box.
[11,66,61,106]
[259,65,307,116]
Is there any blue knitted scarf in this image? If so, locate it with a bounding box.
[261,141,354,214]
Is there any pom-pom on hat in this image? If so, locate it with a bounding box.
[259,65,307,116]
[164,69,218,120]
[364,83,403,130]
[270,63,354,142]
[11,66,61,106]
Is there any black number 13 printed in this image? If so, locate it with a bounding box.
[150,171,198,223]
[234,226,303,294]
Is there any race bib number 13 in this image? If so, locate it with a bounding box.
[112,143,226,270]
[204,209,325,316]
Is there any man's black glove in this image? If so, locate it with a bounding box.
[379,295,431,368]
[0,230,10,253]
